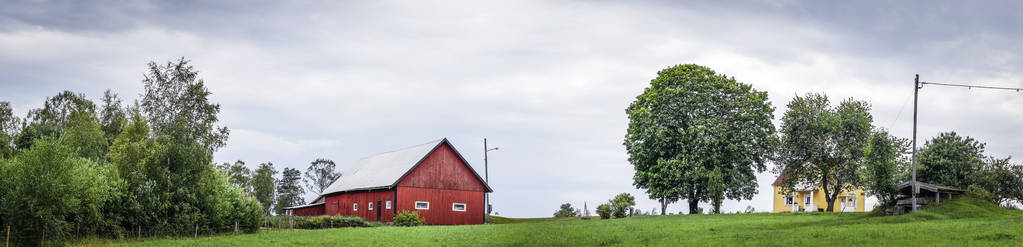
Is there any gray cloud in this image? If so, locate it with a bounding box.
[1,0,1021,217]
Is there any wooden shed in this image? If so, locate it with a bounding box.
[283,138,493,225]
[888,181,965,215]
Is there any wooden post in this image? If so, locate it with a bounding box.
[6,225,10,247]
[40,231,44,247]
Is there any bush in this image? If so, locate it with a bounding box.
[596,204,612,219]
[553,203,578,218]
[967,185,994,202]
[610,193,635,218]
[393,210,426,226]
[292,215,372,229]
[0,137,114,240]
[235,196,264,233]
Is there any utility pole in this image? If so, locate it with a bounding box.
[909,75,1022,214]
[911,74,920,213]
[484,138,499,224]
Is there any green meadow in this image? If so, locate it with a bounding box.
[89,196,1022,246]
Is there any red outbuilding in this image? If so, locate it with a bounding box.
[282,138,493,225]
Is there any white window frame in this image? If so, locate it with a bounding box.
[847,194,856,207]
[353,203,358,211]
[452,203,467,212]
[369,202,374,211]
[415,201,430,210]
[804,195,812,205]
[386,201,392,209]
[784,196,794,206]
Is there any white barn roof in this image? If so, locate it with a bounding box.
[319,138,491,196]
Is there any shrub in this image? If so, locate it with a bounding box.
[394,210,425,226]
[610,193,635,218]
[553,203,578,218]
[292,215,372,229]
[596,204,612,219]
[966,185,994,202]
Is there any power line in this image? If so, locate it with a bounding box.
[887,93,912,131]
[920,81,1023,92]
[910,75,1023,214]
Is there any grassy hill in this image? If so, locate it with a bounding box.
[93,196,1022,246]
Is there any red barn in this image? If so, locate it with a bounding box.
[283,138,493,225]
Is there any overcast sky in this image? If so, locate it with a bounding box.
[2,1,1022,217]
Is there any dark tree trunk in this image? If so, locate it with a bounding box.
[660,197,668,215]
[820,169,834,212]
[688,197,699,214]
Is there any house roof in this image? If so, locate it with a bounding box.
[772,172,787,186]
[320,138,493,196]
[771,170,822,191]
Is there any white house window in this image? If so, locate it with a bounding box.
[369,202,374,211]
[452,203,467,212]
[847,194,856,207]
[804,195,812,205]
[353,203,358,211]
[784,196,794,205]
[415,201,430,210]
[386,201,392,209]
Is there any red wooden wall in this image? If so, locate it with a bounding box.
[396,187,484,225]
[397,143,487,192]
[324,190,396,222]
[291,204,325,216]
[395,143,487,225]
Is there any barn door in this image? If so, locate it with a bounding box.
[376,200,382,221]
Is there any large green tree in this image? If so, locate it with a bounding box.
[219,160,253,194]
[625,64,776,214]
[775,93,872,212]
[975,157,1023,206]
[16,91,96,150]
[0,136,114,240]
[303,158,341,194]
[140,58,229,154]
[0,101,19,158]
[26,90,96,128]
[107,110,168,231]
[61,109,108,161]
[99,89,127,144]
[916,132,985,189]
[275,167,306,214]
[253,162,278,215]
[861,129,909,207]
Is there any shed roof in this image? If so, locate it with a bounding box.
[896,181,965,194]
[282,202,325,210]
[320,138,492,196]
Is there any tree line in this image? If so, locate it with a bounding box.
[219,157,341,216]
[626,64,1023,214]
[0,58,334,241]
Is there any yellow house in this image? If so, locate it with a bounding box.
[772,175,866,213]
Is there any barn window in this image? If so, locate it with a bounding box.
[369,202,374,210]
[386,201,392,209]
[784,196,793,205]
[415,201,430,210]
[452,203,466,212]
[353,203,358,211]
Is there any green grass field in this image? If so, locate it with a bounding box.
[91,196,1023,246]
